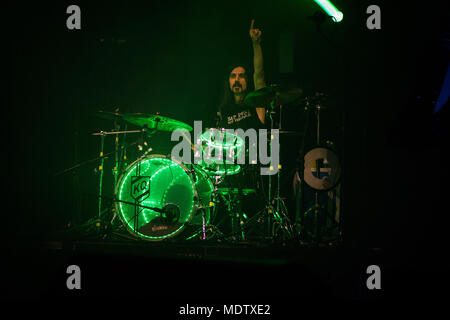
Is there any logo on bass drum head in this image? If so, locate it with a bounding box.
[131,176,151,201]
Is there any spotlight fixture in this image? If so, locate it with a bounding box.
[313,0,343,22]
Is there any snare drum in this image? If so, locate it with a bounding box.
[197,128,245,176]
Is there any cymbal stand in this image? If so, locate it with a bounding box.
[266,100,275,238]
[110,114,121,229]
[113,111,120,188]
[249,93,293,241]
[306,103,327,244]
[90,127,150,236]
[203,172,227,241]
[270,99,294,240]
[133,124,156,234]
[223,142,249,241]
[97,131,106,221]
[120,123,129,170]
[220,189,246,242]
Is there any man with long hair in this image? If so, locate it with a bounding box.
[207,20,268,240]
[216,19,266,129]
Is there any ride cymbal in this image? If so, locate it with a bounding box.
[244,85,303,107]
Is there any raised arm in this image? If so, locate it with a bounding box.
[249,19,266,124]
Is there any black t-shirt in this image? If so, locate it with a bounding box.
[218,103,263,130]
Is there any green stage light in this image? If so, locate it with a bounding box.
[313,0,343,22]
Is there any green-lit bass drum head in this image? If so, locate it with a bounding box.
[114,155,213,240]
[197,128,244,176]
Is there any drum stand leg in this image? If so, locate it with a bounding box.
[231,193,246,241]
[206,194,229,241]
[216,191,246,242]
[226,193,239,241]
[201,208,207,240]
[265,101,293,241]
[97,133,106,221]
[311,191,323,244]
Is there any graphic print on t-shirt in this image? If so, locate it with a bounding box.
[227,110,252,125]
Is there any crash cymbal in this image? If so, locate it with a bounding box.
[94,110,125,121]
[122,113,193,132]
[244,85,303,107]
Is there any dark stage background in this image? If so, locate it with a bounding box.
[5,0,449,301]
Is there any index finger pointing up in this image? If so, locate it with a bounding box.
[250,19,255,30]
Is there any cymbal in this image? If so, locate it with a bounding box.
[261,130,301,136]
[216,188,256,196]
[94,110,125,121]
[122,113,193,132]
[244,85,303,107]
[279,130,302,135]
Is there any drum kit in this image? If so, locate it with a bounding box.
[60,85,342,244]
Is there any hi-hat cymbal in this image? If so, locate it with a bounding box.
[244,85,303,107]
[216,188,256,196]
[122,113,193,132]
[279,130,302,135]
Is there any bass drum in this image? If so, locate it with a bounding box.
[303,145,341,191]
[114,155,214,241]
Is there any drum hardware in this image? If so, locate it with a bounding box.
[131,124,160,235]
[97,131,106,220]
[296,95,342,244]
[215,188,256,241]
[59,109,215,241]
[91,110,190,231]
[193,127,247,241]
[245,84,301,241]
[244,196,294,241]
[88,195,175,240]
[187,163,211,241]
[291,96,315,236]
[91,127,154,225]
[66,94,342,245]
[54,153,111,177]
[91,129,144,136]
[113,112,120,188]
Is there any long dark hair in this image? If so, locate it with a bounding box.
[218,65,250,116]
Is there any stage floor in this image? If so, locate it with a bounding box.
[4,236,436,303]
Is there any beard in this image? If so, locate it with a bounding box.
[232,84,245,93]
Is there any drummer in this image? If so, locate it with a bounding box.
[208,19,268,220]
[215,19,266,130]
